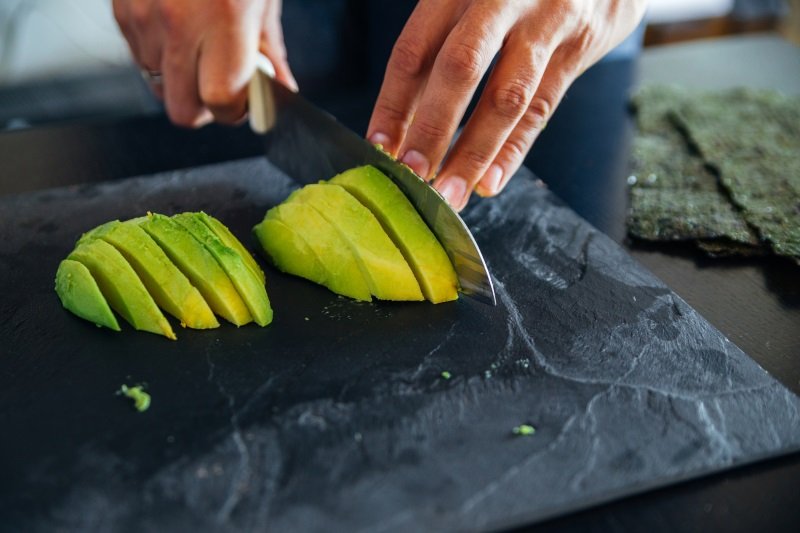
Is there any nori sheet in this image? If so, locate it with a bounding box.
[627,86,762,253]
[628,188,758,244]
[672,88,800,261]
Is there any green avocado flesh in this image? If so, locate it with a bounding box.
[330,165,459,303]
[140,214,253,326]
[198,212,266,284]
[91,220,219,330]
[55,259,120,331]
[287,184,423,301]
[174,213,272,326]
[255,203,372,301]
[68,239,176,339]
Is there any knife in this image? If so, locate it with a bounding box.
[249,55,496,305]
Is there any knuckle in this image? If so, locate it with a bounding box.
[167,105,202,128]
[374,99,409,124]
[440,41,484,85]
[503,134,530,161]
[412,118,449,142]
[491,80,533,119]
[461,148,493,172]
[201,84,237,110]
[389,38,428,78]
[157,0,190,33]
[525,95,553,129]
[129,0,151,27]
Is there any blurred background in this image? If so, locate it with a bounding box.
[0,0,797,131]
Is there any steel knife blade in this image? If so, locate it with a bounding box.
[249,59,495,305]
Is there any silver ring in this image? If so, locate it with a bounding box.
[140,68,163,85]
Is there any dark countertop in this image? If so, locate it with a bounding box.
[1,33,798,532]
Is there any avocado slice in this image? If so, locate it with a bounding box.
[286,183,423,301]
[253,217,326,284]
[254,203,372,301]
[68,239,175,339]
[90,220,219,330]
[55,259,121,331]
[140,214,253,326]
[198,212,266,285]
[173,213,272,326]
[330,165,459,303]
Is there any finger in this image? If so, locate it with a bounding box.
[161,36,211,128]
[366,0,466,156]
[473,50,580,200]
[114,0,165,99]
[397,3,515,179]
[260,4,298,92]
[198,21,261,125]
[112,0,141,61]
[432,33,555,210]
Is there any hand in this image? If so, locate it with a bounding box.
[367,0,646,211]
[113,0,297,127]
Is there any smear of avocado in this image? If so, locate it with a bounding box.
[119,384,151,412]
[512,424,535,436]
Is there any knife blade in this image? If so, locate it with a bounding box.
[249,57,496,305]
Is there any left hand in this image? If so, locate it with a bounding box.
[367,0,647,211]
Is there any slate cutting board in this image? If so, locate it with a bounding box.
[1,158,798,532]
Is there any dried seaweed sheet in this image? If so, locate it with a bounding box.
[627,86,761,252]
[628,188,757,243]
[697,239,768,258]
[672,89,800,260]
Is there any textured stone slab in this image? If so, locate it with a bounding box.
[1,158,799,532]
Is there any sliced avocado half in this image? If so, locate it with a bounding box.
[140,213,253,326]
[330,165,459,303]
[174,213,272,326]
[286,183,423,301]
[255,202,372,301]
[68,239,175,339]
[91,220,219,330]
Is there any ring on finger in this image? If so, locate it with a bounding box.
[140,68,163,85]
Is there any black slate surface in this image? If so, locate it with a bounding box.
[1,158,799,532]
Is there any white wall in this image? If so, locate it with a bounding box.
[648,0,735,24]
[0,0,131,85]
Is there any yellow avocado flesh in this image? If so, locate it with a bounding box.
[331,165,459,303]
[68,239,175,339]
[174,213,273,327]
[286,184,423,301]
[140,214,252,326]
[253,218,326,284]
[96,220,219,330]
[256,203,372,301]
[55,259,121,331]
[198,212,266,285]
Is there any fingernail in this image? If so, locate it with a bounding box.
[481,164,504,194]
[400,150,430,178]
[369,132,391,149]
[436,176,467,210]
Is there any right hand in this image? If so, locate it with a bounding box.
[113,0,297,127]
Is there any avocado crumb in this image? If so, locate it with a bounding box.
[512,424,535,436]
[119,384,151,412]
[441,371,452,380]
